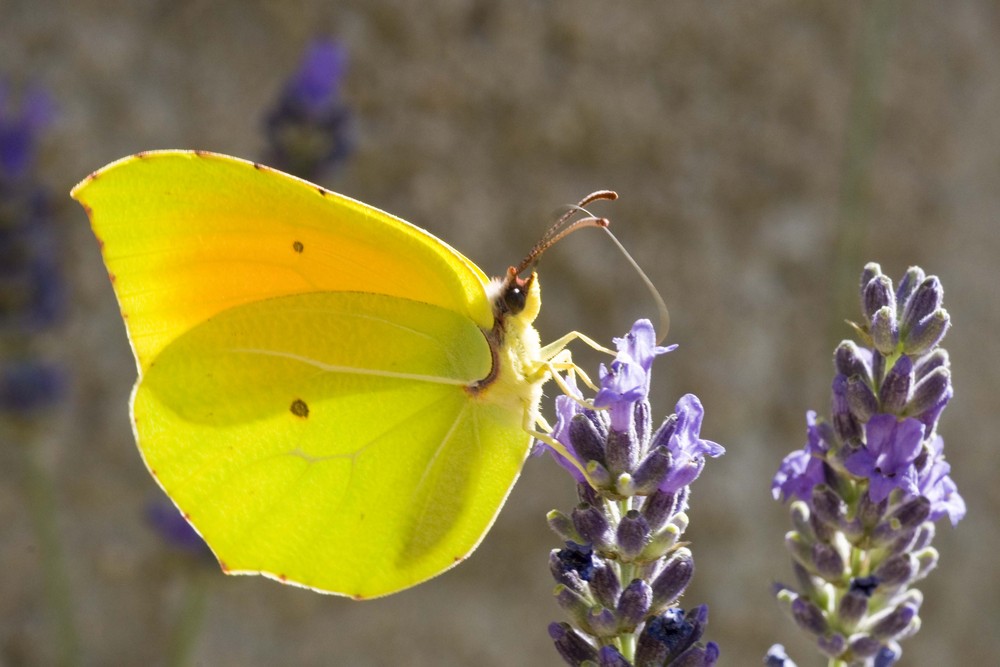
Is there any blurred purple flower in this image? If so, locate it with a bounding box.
[264,38,353,182]
[0,79,63,415]
[145,500,214,560]
[0,83,52,179]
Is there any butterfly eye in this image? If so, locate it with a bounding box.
[503,284,526,315]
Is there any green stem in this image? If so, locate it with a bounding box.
[165,575,209,667]
[21,434,80,666]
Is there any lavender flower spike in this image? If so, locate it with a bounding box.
[771,263,964,666]
[264,38,353,182]
[543,320,721,666]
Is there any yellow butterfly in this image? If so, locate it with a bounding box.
[73,150,615,598]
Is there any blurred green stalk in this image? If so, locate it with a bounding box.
[21,434,80,666]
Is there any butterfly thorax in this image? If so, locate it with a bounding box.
[470,272,544,422]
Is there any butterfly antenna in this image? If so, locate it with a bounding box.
[506,191,670,343]
[513,191,618,276]
[601,226,670,343]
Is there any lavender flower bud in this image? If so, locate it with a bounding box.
[549,622,598,666]
[857,491,888,529]
[640,489,678,532]
[912,523,935,551]
[573,504,614,550]
[816,633,846,658]
[649,413,678,451]
[586,460,613,490]
[870,306,899,355]
[878,355,913,414]
[874,554,918,587]
[885,529,919,556]
[570,413,608,468]
[598,645,630,667]
[811,485,847,526]
[846,375,879,422]
[811,542,845,581]
[915,547,939,579]
[790,502,813,538]
[895,266,925,306]
[635,399,652,450]
[835,341,871,380]
[554,584,593,630]
[831,375,862,443]
[871,602,919,640]
[617,510,651,561]
[913,348,949,380]
[640,521,683,561]
[578,481,602,507]
[650,550,694,612]
[605,427,639,477]
[785,532,814,572]
[889,496,932,531]
[672,642,721,667]
[848,634,883,658]
[906,367,951,420]
[586,606,619,638]
[837,590,869,628]
[793,563,821,597]
[791,597,828,636]
[590,562,621,610]
[862,275,895,327]
[548,510,583,544]
[860,263,883,301]
[900,276,942,336]
[617,579,653,630]
[903,309,950,356]
[632,446,672,495]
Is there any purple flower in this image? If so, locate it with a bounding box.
[658,394,724,493]
[772,412,833,502]
[612,319,675,378]
[264,38,353,182]
[0,361,63,413]
[545,321,720,664]
[145,500,214,559]
[844,414,923,503]
[548,389,586,483]
[283,40,347,116]
[594,319,674,431]
[917,436,966,525]
[0,83,52,180]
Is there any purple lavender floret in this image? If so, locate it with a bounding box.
[543,320,721,666]
[770,263,963,666]
[1,80,64,415]
[264,38,353,182]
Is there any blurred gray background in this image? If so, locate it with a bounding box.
[2,1,998,665]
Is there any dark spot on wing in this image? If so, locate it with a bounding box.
[253,162,264,170]
[292,240,304,253]
[290,399,309,418]
[317,187,327,196]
